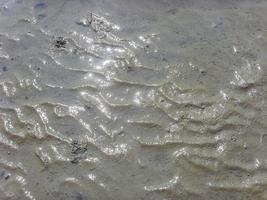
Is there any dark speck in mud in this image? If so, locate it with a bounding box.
[25,96,29,100]
[126,66,134,72]
[162,57,168,62]
[54,37,67,49]
[34,2,47,9]
[85,105,91,110]
[71,139,79,146]
[2,66,7,72]
[201,70,207,75]
[144,44,150,50]
[166,8,177,15]
[0,171,10,181]
[4,173,10,180]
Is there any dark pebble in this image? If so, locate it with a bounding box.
[34,2,47,9]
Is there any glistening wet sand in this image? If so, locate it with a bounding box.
[0,0,267,199]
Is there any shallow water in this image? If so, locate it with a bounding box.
[0,0,267,199]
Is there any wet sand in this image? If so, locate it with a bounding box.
[0,0,267,199]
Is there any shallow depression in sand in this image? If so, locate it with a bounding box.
[0,0,267,199]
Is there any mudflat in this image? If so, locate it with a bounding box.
[0,0,267,199]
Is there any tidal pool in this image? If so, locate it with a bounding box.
[0,0,267,199]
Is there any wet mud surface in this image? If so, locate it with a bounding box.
[0,0,267,199]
